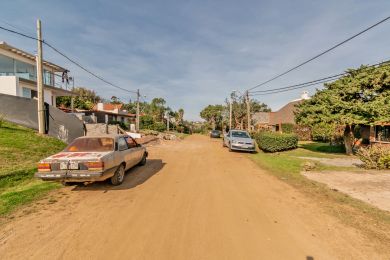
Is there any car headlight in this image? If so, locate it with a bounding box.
[232,140,239,144]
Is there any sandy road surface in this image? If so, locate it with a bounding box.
[0,135,385,259]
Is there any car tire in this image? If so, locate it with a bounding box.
[138,153,147,166]
[111,164,125,186]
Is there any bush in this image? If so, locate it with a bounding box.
[253,132,298,152]
[356,145,390,169]
[281,123,294,134]
[152,122,166,132]
[140,115,154,130]
[0,114,4,128]
[294,125,311,141]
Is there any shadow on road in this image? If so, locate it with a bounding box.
[71,159,165,191]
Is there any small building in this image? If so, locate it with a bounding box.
[253,91,310,131]
[360,124,390,146]
[0,41,73,106]
[83,102,136,125]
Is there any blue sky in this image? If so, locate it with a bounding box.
[1,0,390,120]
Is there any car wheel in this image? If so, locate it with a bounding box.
[111,164,125,186]
[138,153,147,166]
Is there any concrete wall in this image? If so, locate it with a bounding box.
[0,93,84,143]
[85,123,119,136]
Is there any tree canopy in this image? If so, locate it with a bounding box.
[56,87,101,110]
[296,62,390,154]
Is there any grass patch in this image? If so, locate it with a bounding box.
[299,141,346,154]
[0,121,65,215]
[249,150,390,249]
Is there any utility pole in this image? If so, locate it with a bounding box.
[136,89,140,132]
[166,112,170,132]
[36,19,45,135]
[70,76,75,113]
[245,90,251,131]
[229,98,232,130]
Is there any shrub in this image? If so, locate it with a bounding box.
[356,145,390,169]
[140,115,154,130]
[152,122,166,132]
[253,132,298,152]
[281,123,294,134]
[0,114,4,128]
[294,125,311,141]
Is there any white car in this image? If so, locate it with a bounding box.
[223,130,256,152]
[35,134,148,185]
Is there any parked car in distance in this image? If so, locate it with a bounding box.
[210,130,221,138]
[35,134,148,185]
[223,130,256,152]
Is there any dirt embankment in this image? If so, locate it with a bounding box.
[0,135,388,259]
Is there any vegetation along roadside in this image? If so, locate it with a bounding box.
[248,142,390,251]
[0,122,66,216]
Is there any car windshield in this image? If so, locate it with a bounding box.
[231,131,250,138]
[64,138,114,152]
[212,130,220,133]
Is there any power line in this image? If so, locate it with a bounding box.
[249,59,390,96]
[249,79,335,96]
[43,41,138,94]
[247,15,390,91]
[250,73,343,93]
[0,24,138,95]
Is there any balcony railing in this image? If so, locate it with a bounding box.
[0,71,73,91]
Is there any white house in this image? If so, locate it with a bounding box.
[0,41,73,106]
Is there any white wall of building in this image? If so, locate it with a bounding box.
[0,76,18,95]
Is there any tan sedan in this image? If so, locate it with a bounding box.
[35,134,148,185]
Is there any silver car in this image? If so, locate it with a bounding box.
[223,130,256,152]
[35,134,148,185]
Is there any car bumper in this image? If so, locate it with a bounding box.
[34,167,117,182]
[230,145,256,152]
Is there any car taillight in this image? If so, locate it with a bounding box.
[38,163,51,172]
[86,161,104,171]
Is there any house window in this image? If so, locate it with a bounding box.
[376,126,390,142]
[43,70,53,86]
[0,54,15,76]
[22,87,31,98]
[15,60,36,81]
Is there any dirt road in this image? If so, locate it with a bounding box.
[0,135,385,259]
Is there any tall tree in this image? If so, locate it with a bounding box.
[177,108,184,124]
[56,87,101,110]
[296,63,390,154]
[200,105,224,130]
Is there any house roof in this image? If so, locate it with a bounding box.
[269,100,301,125]
[0,41,67,72]
[92,103,123,111]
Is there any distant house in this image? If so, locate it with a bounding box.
[252,91,310,131]
[83,102,136,125]
[360,124,390,146]
[0,41,74,106]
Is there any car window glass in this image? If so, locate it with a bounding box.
[64,138,114,152]
[125,137,137,148]
[231,131,250,138]
[117,137,128,151]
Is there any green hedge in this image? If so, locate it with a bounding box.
[253,132,298,152]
